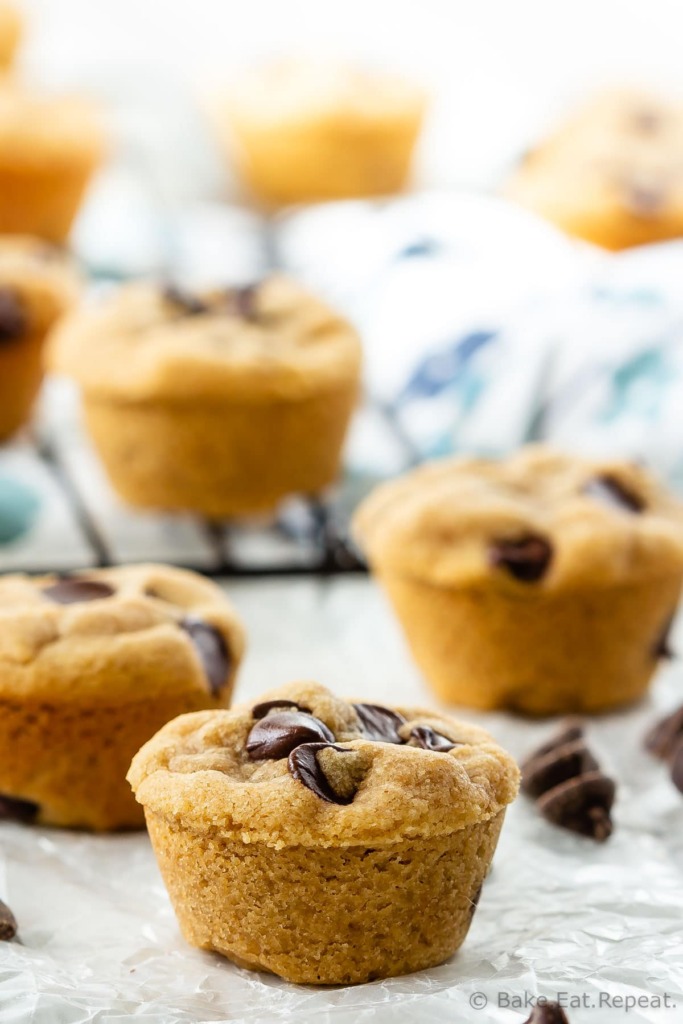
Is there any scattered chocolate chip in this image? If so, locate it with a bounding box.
[180,617,231,696]
[671,743,683,794]
[251,699,312,719]
[0,900,17,942]
[652,617,675,660]
[522,740,599,800]
[0,287,26,345]
[489,535,553,583]
[288,742,355,804]
[523,1003,570,1024]
[42,579,115,605]
[0,793,39,824]
[584,474,645,513]
[522,724,615,841]
[353,703,406,744]
[246,711,334,760]
[407,725,459,752]
[631,108,662,134]
[645,704,683,760]
[163,284,208,316]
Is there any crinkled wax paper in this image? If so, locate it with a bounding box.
[1,579,681,1024]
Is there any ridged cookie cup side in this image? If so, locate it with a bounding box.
[80,380,359,517]
[353,447,683,715]
[376,570,682,715]
[0,565,245,830]
[128,682,519,983]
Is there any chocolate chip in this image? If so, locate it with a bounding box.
[523,1004,570,1024]
[537,771,615,841]
[489,535,553,583]
[0,900,17,942]
[42,579,115,605]
[584,474,645,513]
[522,740,599,800]
[251,699,312,719]
[626,181,666,215]
[645,705,683,760]
[163,284,208,316]
[288,742,355,804]
[0,793,39,824]
[631,108,662,134]
[353,703,406,744]
[228,283,260,321]
[180,617,231,696]
[246,711,334,760]
[0,287,26,345]
[407,725,459,752]
[671,742,683,794]
[523,724,615,841]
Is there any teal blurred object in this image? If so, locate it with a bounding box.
[0,476,40,545]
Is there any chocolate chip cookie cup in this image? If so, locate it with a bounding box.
[0,565,245,831]
[353,446,683,716]
[0,237,79,440]
[50,276,362,518]
[128,682,519,985]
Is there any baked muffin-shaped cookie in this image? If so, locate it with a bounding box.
[0,565,245,831]
[0,84,104,242]
[216,60,426,207]
[0,236,79,440]
[353,446,683,715]
[506,91,683,250]
[0,2,21,71]
[128,681,518,985]
[50,276,362,518]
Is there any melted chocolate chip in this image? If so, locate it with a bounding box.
[353,703,406,744]
[251,699,311,719]
[288,742,355,804]
[584,474,645,513]
[407,725,459,752]
[0,793,39,824]
[228,283,260,321]
[0,900,17,942]
[163,284,208,316]
[489,535,553,583]
[0,287,26,345]
[524,1004,570,1024]
[42,579,115,605]
[246,711,334,760]
[645,704,683,760]
[180,617,231,696]
[537,771,615,842]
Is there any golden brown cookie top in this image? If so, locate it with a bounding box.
[224,59,426,127]
[50,275,362,401]
[0,236,80,335]
[0,84,104,165]
[506,90,683,230]
[0,564,246,703]
[128,681,519,848]
[353,445,683,590]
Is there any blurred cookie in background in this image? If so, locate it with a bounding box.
[0,85,105,242]
[213,59,426,207]
[0,236,79,441]
[506,90,683,250]
[50,276,362,518]
[0,1,20,72]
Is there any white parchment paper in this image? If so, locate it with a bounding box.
[1,578,681,1024]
